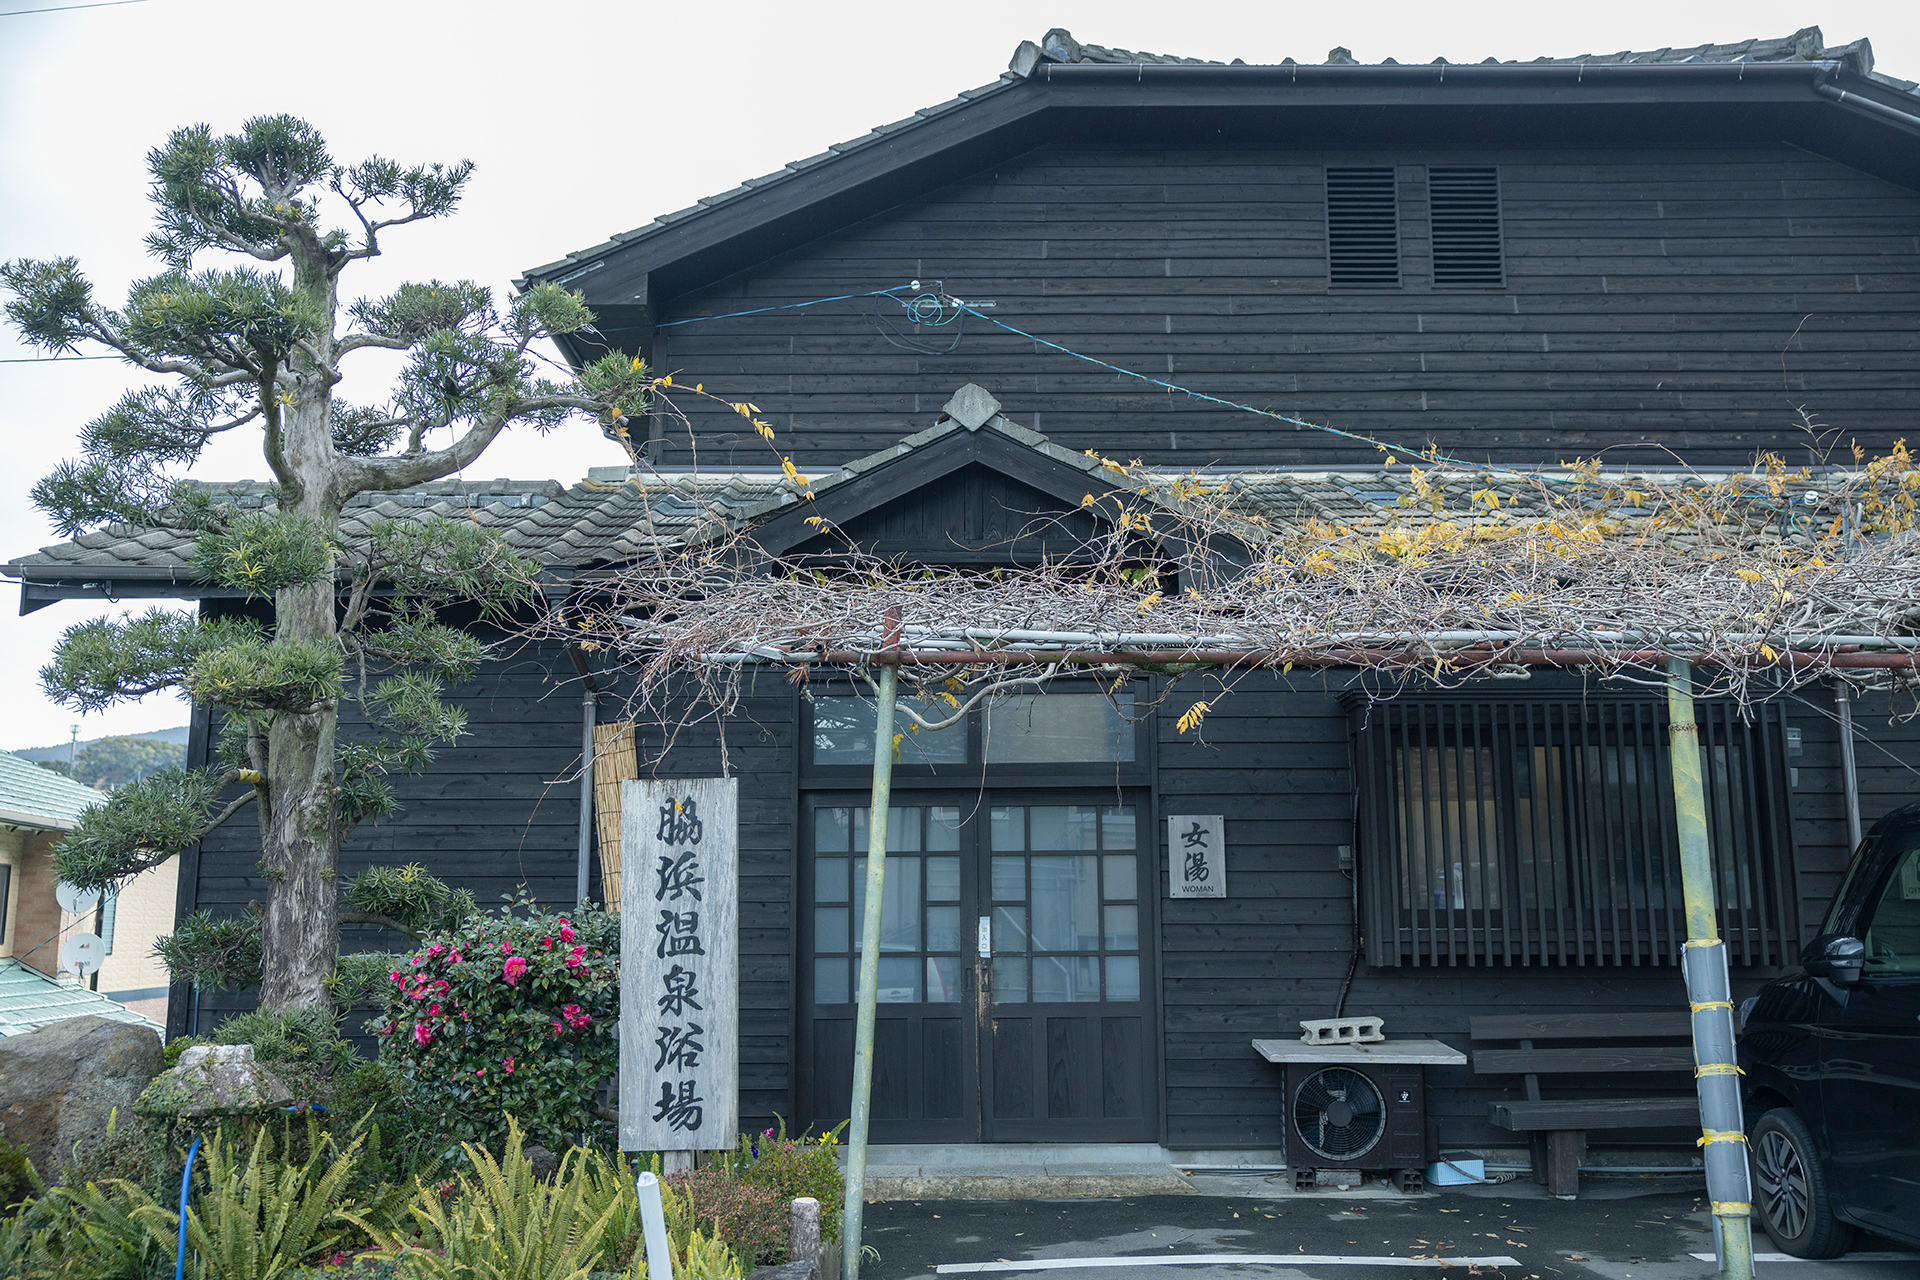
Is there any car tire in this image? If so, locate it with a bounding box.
[1751,1107,1854,1260]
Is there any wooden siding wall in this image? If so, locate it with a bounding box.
[652,145,1920,471]
[1150,669,1897,1151]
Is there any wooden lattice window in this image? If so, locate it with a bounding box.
[1352,696,1797,967]
[1325,167,1401,289]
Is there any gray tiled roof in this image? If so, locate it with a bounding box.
[0,751,105,829]
[0,960,164,1038]
[4,386,1855,587]
[521,26,1915,287]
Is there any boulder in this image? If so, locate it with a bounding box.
[0,1015,163,1181]
[136,1044,292,1119]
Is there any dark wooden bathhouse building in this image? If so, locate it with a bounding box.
[12,26,1920,1167]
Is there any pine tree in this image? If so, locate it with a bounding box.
[3,116,650,1009]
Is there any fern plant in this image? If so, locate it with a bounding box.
[113,1127,366,1280]
[350,1118,622,1280]
[44,1179,173,1280]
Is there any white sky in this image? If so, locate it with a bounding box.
[1,0,1914,749]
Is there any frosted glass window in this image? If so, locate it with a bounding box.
[815,957,849,1005]
[992,958,1028,1002]
[992,856,1026,901]
[926,906,962,952]
[1101,807,1137,849]
[990,807,1025,850]
[1105,956,1141,1001]
[815,858,848,903]
[926,957,962,1002]
[815,907,849,953]
[927,806,962,850]
[1031,805,1100,851]
[1103,905,1138,950]
[926,856,961,901]
[813,696,966,765]
[1104,854,1138,901]
[985,693,1135,763]
[877,957,920,1002]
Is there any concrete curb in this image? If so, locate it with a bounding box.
[863,1173,1198,1201]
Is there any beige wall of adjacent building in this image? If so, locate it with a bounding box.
[0,823,178,1022]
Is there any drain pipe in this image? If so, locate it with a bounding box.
[567,644,599,908]
[1835,682,1862,851]
[1666,659,1754,1280]
[843,613,902,1280]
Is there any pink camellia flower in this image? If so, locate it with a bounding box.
[558,922,575,944]
[562,1003,592,1029]
[503,955,529,985]
[503,1056,516,1074]
[413,1022,433,1046]
[390,970,403,982]
[549,1018,563,1035]
[540,936,554,950]
[428,1003,442,1016]
[411,956,425,966]
[427,944,446,958]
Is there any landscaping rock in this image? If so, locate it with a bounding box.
[523,1143,560,1180]
[136,1043,293,1119]
[0,1014,163,1180]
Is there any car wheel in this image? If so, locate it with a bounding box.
[1751,1108,1853,1259]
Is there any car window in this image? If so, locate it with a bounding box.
[1823,836,1877,935]
[1860,844,1920,977]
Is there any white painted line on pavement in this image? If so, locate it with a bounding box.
[937,1256,1523,1273]
[1689,1253,1920,1264]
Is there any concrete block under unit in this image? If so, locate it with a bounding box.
[1298,1016,1385,1045]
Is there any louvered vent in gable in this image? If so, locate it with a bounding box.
[1429,166,1505,289]
[1325,167,1400,289]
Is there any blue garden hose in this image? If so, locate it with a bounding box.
[175,1135,201,1280]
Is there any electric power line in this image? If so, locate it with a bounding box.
[0,0,153,16]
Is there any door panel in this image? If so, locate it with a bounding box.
[980,801,1158,1142]
[1819,841,1920,1230]
[799,792,1158,1143]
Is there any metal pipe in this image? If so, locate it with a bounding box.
[1816,81,1920,132]
[579,684,596,907]
[842,656,900,1280]
[1836,682,1862,851]
[801,647,1920,671]
[1665,659,1754,1280]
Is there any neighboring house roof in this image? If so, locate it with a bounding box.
[0,751,106,831]
[519,25,1920,320]
[0,959,163,1037]
[3,383,1879,606]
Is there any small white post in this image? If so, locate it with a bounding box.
[637,1171,675,1280]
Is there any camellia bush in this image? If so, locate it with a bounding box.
[372,893,618,1152]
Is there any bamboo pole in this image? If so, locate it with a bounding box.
[842,657,900,1280]
[1666,658,1754,1280]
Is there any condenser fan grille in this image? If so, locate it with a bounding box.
[1292,1066,1386,1161]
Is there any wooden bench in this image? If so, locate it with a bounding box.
[1469,1013,1699,1199]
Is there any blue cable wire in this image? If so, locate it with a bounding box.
[653,287,912,329]
[175,1135,202,1280]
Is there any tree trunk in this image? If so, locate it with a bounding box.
[257,574,342,1010]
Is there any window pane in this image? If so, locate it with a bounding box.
[1862,846,1920,976]
[852,807,924,852]
[877,957,920,1002]
[1104,855,1138,902]
[1031,805,1100,851]
[926,957,962,1002]
[1103,905,1139,950]
[926,856,960,902]
[814,957,849,1005]
[814,907,849,953]
[1101,807,1137,849]
[1105,956,1141,1001]
[991,807,1025,851]
[815,857,848,904]
[814,695,966,765]
[814,808,851,852]
[926,905,962,952]
[927,806,962,850]
[1030,855,1099,951]
[852,857,921,952]
[992,957,1027,1002]
[992,856,1026,901]
[985,693,1135,763]
[993,906,1028,952]
[1032,955,1102,1002]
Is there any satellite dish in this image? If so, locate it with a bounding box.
[55,881,101,915]
[60,932,106,978]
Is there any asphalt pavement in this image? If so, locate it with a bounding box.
[856,1181,1920,1280]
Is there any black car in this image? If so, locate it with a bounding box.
[1740,800,1920,1258]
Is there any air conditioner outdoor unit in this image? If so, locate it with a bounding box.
[1282,1061,1430,1191]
